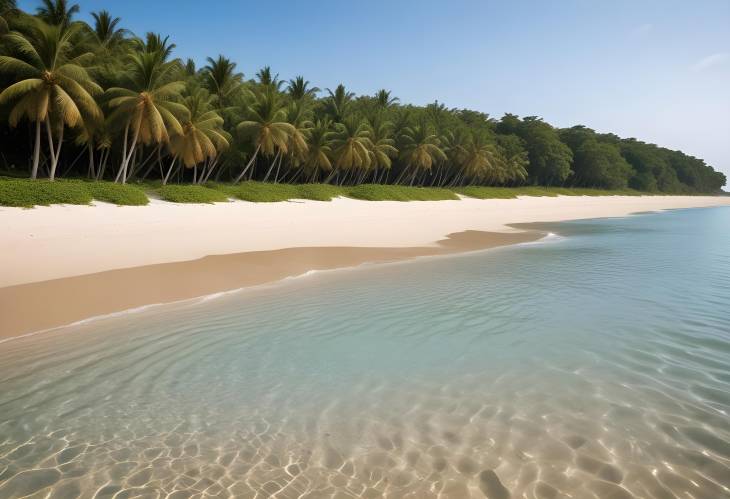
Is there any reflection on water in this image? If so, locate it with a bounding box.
[1,208,729,498]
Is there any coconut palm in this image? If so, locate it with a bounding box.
[375,89,399,109]
[183,58,196,76]
[365,117,397,182]
[90,10,127,49]
[0,0,17,34]
[331,117,371,182]
[398,122,446,185]
[425,100,450,135]
[0,20,102,179]
[234,88,293,183]
[105,51,187,183]
[324,84,354,123]
[303,118,334,182]
[280,101,310,181]
[135,32,175,64]
[460,132,500,184]
[202,55,243,107]
[255,66,283,90]
[287,76,319,101]
[166,88,229,184]
[36,0,78,28]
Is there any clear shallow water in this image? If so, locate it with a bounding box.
[1,208,729,499]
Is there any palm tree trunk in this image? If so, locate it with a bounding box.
[162,156,177,185]
[97,149,109,180]
[273,154,284,183]
[323,169,338,184]
[201,157,219,184]
[234,144,261,183]
[88,143,95,179]
[116,122,139,184]
[121,127,140,184]
[262,150,281,183]
[115,123,130,183]
[46,118,64,181]
[395,166,410,185]
[28,120,42,179]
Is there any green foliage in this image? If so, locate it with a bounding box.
[156,185,229,203]
[215,181,298,202]
[213,182,347,202]
[0,178,150,206]
[347,184,459,201]
[457,186,645,199]
[0,179,92,207]
[500,117,573,185]
[295,183,345,201]
[85,182,149,205]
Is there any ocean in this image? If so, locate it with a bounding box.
[1,207,728,498]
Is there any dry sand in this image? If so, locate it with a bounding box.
[1,194,729,339]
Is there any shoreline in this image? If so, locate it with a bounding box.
[0,230,541,340]
[2,195,730,340]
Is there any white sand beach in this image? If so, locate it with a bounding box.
[3,195,729,287]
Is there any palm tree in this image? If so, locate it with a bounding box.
[183,58,196,76]
[280,101,310,181]
[375,89,399,109]
[287,76,319,101]
[105,51,187,183]
[324,84,354,123]
[303,119,334,182]
[36,0,78,29]
[365,117,397,182]
[90,10,127,49]
[166,88,229,184]
[202,55,243,107]
[0,0,17,34]
[460,132,500,184]
[425,100,450,135]
[439,128,470,186]
[135,32,175,64]
[331,117,371,183]
[0,20,102,179]
[255,66,283,90]
[234,88,293,183]
[398,122,446,185]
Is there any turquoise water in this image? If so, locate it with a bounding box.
[1,208,729,498]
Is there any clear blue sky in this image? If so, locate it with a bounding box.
[19,0,730,177]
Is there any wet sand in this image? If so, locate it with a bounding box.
[0,230,538,340]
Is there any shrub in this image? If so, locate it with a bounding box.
[86,182,149,205]
[157,185,230,203]
[346,184,459,201]
[0,179,93,207]
[295,184,346,201]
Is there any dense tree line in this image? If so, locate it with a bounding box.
[0,0,725,192]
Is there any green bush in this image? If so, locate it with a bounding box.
[157,185,230,203]
[457,186,645,199]
[454,187,520,199]
[0,177,655,208]
[295,184,346,201]
[346,184,459,201]
[0,179,93,207]
[212,181,298,202]
[86,182,149,205]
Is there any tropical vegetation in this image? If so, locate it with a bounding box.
[0,1,726,197]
